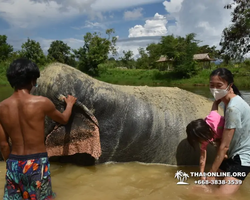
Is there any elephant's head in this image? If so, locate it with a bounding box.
[33,76,101,165]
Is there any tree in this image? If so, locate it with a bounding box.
[0,35,13,61]
[146,43,162,69]
[160,35,179,61]
[120,50,134,69]
[197,45,220,59]
[160,33,200,77]
[75,28,117,75]
[47,40,72,64]
[173,33,200,77]
[220,0,250,60]
[136,48,150,69]
[20,38,46,65]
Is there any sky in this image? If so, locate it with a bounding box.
[0,0,234,58]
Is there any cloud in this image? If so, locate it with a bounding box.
[39,38,84,53]
[163,0,233,47]
[163,0,183,13]
[128,13,168,37]
[29,35,159,59]
[124,8,143,20]
[71,21,106,30]
[0,0,163,30]
[7,36,84,54]
[34,0,162,12]
[1,0,235,60]
[7,31,159,59]
[31,0,103,19]
[116,36,161,59]
[0,0,80,29]
[9,35,157,59]
[91,0,163,12]
[33,0,95,12]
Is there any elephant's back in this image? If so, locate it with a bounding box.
[40,63,222,122]
[117,85,223,124]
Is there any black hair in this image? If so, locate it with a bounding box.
[210,68,241,97]
[186,119,214,148]
[6,58,40,89]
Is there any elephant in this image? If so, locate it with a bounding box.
[34,63,221,166]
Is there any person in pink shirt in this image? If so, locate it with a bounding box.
[186,100,225,179]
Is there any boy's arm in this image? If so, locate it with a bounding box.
[44,95,77,125]
[0,123,10,161]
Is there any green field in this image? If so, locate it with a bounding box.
[95,67,250,89]
[0,62,46,86]
[1,63,250,88]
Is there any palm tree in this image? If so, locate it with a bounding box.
[174,170,183,181]
[183,173,189,182]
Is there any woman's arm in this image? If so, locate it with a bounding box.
[207,128,235,179]
[211,100,221,112]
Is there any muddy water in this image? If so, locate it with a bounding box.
[1,86,250,199]
[0,162,249,200]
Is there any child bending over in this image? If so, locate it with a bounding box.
[186,100,225,180]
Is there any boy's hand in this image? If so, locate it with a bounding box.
[64,95,77,106]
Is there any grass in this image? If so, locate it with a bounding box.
[95,68,171,86]
[0,63,8,86]
[0,62,47,86]
[96,66,250,89]
[1,62,250,89]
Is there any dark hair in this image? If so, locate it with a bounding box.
[6,58,40,89]
[210,68,241,97]
[186,119,214,148]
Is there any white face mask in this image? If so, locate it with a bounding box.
[210,85,230,100]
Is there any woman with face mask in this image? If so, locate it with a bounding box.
[204,68,250,195]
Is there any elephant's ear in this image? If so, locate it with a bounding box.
[57,94,99,128]
[45,95,102,160]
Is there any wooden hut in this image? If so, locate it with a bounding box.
[193,53,215,69]
[156,55,174,71]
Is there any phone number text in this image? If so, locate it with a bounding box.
[194,180,242,185]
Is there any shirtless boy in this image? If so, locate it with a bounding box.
[0,58,77,199]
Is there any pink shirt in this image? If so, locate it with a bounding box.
[200,111,225,151]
